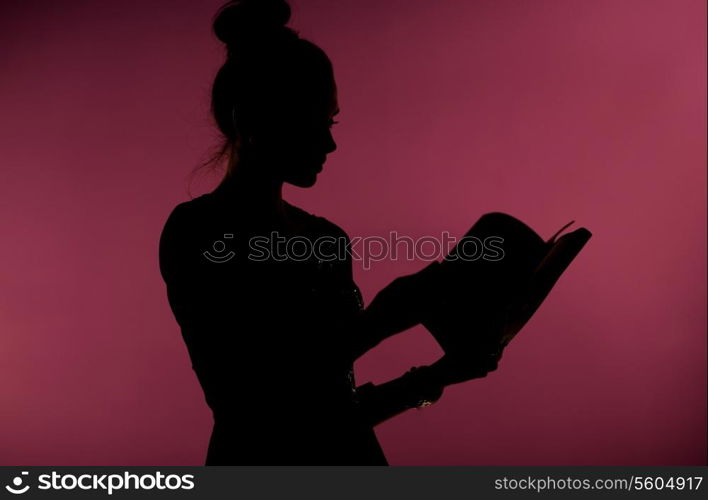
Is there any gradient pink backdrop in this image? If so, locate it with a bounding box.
[0,0,705,465]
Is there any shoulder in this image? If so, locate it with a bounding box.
[284,204,356,277]
[160,193,226,242]
[159,198,199,255]
[162,194,212,227]
[158,195,214,279]
[285,202,351,241]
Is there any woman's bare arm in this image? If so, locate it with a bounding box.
[353,366,444,427]
[344,261,443,363]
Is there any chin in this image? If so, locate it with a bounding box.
[287,173,319,188]
[286,163,322,188]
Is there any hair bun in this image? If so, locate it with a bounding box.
[213,0,297,55]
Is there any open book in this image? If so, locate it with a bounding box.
[420,212,592,365]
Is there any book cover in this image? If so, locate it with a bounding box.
[421,213,592,369]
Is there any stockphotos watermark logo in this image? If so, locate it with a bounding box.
[203,230,505,269]
[5,471,29,494]
[4,470,195,495]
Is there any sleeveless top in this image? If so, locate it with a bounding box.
[158,182,388,465]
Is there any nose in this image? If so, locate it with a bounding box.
[325,129,337,154]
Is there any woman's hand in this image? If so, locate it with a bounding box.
[426,350,503,387]
[348,261,445,361]
[421,291,537,387]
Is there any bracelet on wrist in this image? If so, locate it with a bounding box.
[402,365,444,409]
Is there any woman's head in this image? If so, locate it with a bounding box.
[210,0,338,188]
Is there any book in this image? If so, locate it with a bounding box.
[420,212,592,372]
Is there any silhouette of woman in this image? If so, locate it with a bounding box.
[158,0,499,465]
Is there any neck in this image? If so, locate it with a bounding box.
[219,158,286,220]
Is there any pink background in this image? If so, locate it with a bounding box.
[1,0,705,465]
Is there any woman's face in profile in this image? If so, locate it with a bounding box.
[257,85,339,188]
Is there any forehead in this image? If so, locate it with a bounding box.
[329,85,338,112]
